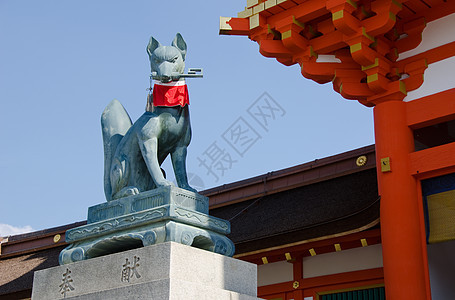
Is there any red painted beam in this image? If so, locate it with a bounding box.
[219,17,250,36]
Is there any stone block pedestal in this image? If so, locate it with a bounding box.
[59,186,235,265]
[33,242,260,299]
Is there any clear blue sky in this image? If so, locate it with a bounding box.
[0,0,375,236]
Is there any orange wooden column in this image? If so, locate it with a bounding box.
[373,100,429,299]
[220,2,455,299]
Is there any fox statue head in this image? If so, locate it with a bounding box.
[146,33,187,83]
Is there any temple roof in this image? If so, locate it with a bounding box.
[211,168,379,255]
[208,145,379,255]
[220,0,455,105]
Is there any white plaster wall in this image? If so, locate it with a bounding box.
[427,239,455,300]
[404,56,455,102]
[302,244,383,278]
[257,260,294,287]
[398,13,455,61]
[399,13,455,101]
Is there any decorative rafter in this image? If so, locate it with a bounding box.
[220,0,455,106]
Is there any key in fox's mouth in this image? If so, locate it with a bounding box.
[160,75,172,83]
[151,69,203,83]
[151,72,176,82]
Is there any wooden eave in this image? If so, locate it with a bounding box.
[220,0,455,105]
[0,221,86,260]
[203,144,376,208]
[237,227,381,265]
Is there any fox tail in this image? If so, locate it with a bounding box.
[101,99,132,201]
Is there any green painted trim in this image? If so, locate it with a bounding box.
[316,284,386,300]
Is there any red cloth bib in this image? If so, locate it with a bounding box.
[152,80,189,107]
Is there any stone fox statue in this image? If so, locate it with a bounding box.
[101,33,196,201]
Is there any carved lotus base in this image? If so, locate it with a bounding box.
[59,187,234,265]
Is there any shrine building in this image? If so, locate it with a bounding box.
[219,0,455,299]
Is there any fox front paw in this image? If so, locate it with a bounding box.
[181,185,198,193]
[155,180,175,188]
[113,186,140,199]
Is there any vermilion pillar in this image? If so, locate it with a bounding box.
[374,100,429,299]
[220,2,455,299]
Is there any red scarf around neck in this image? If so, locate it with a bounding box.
[152,80,189,107]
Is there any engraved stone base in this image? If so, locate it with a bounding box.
[88,186,209,222]
[59,187,234,265]
[33,242,261,300]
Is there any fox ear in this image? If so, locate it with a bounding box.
[146,36,161,58]
[172,33,187,61]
